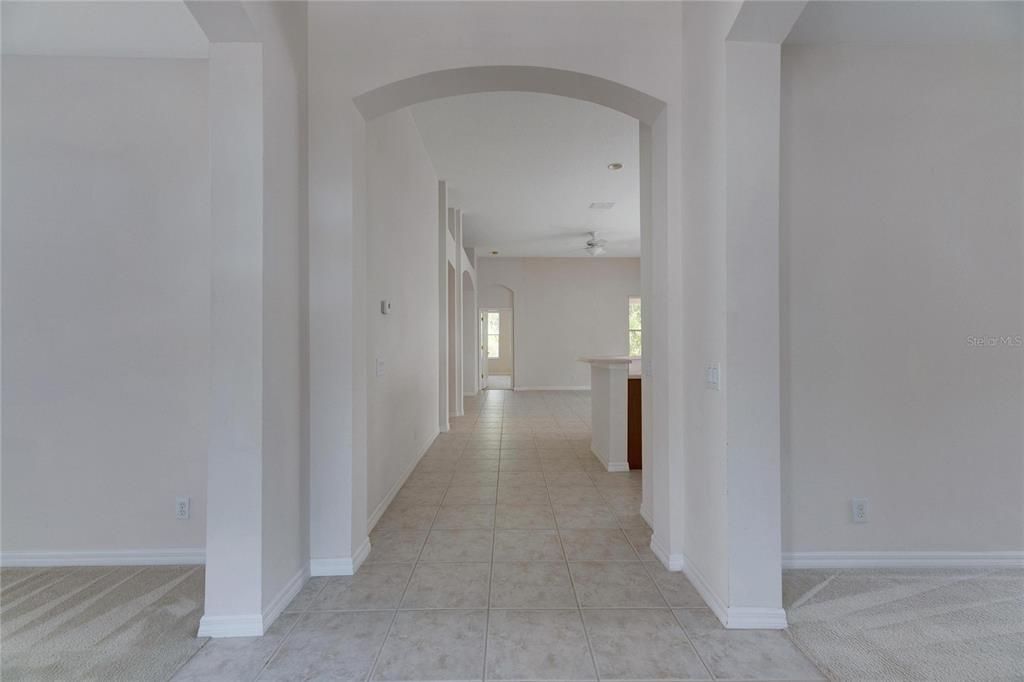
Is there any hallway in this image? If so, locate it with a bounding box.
[177,390,823,681]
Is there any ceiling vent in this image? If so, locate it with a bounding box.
[589,202,615,210]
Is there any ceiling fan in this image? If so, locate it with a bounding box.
[584,231,607,256]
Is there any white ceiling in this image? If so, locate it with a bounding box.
[410,92,640,258]
[2,1,209,58]
[786,1,1022,45]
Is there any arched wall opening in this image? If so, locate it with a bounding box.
[306,57,778,630]
[480,284,517,390]
[341,65,674,572]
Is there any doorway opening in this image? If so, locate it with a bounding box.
[479,282,516,391]
[481,308,512,390]
[343,65,674,586]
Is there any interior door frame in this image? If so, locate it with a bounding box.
[479,311,489,389]
[481,307,514,389]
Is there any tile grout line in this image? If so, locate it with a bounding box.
[252,584,309,681]
[482,432,500,682]
[553,471,602,682]
[364,462,448,682]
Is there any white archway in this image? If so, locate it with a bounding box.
[309,65,683,589]
[480,283,517,390]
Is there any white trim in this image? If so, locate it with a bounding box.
[649,534,685,571]
[197,614,263,638]
[677,551,729,627]
[513,385,589,392]
[0,548,205,567]
[310,537,371,577]
[725,607,789,629]
[589,447,628,474]
[654,549,788,630]
[367,433,438,532]
[639,502,652,528]
[261,563,309,633]
[782,551,1024,569]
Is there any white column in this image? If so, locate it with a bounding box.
[201,41,265,637]
[308,56,369,581]
[649,109,686,572]
[454,209,464,417]
[438,182,449,431]
[724,38,785,626]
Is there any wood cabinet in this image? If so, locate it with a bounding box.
[627,376,642,470]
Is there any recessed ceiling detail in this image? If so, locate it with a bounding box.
[410,92,640,258]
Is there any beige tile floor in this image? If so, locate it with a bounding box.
[175,390,824,682]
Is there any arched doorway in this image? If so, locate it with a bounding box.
[310,65,684,613]
[480,283,516,390]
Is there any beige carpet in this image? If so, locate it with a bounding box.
[1,565,206,681]
[784,567,1024,681]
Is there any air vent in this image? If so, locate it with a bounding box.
[589,202,615,210]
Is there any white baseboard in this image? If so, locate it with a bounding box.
[783,551,1024,569]
[514,385,590,391]
[197,614,263,638]
[196,562,309,639]
[367,432,438,532]
[588,446,627,473]
[675,551,728,626]
[0,548,205,567]
[649,545,787,630]
[513,385,589,391]
[310,537,371,576]
[639,502,652,528]
[649,534,684,571]
[725,606,789,629]
[262,563,309,632]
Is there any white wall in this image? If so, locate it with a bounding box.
[477,258,640,389]
[781,40,1024,554]
[366,108,440,524]
[1,56,210,556]
[247,0,309,612]
[678,1,738,603]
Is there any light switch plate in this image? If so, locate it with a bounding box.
[705,364,721,390]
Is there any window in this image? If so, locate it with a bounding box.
[628,297,642,357]
[487,311,501,359]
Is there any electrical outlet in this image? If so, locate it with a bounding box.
[851,497,868,524]
[376,358,385,377]
[175,496,190,520]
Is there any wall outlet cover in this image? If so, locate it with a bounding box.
[175,496,191,520]
[851,497,869,524]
